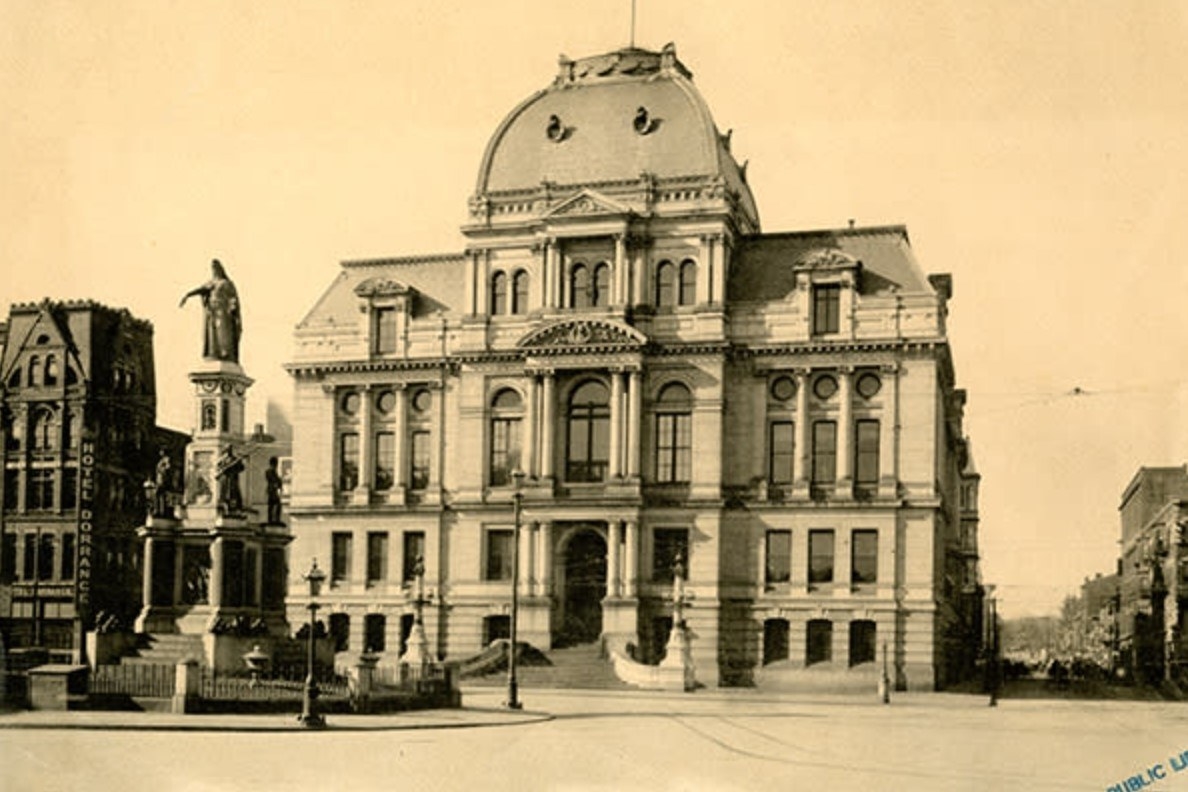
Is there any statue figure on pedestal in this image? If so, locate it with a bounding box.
[215,444,246,515]
[265,456,284,524]
[180,259,243,363]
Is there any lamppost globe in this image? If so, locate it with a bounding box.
[306,558,326,598]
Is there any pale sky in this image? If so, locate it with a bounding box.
[3,1,1186,618]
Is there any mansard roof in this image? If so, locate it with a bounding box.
[728,225,933,302]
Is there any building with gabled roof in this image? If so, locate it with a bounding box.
[284,43,985,690]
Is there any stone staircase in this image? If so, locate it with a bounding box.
[463,641,631,690]
[121,634,205,666]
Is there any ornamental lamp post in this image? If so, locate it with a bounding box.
[506,469,525,710]
[298,558,327,728]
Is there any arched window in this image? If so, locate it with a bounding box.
[566,380,609,482]
[32,408,57,452]
[489,388,523,486]
[28,355,41,387]
[512,270,529,315]
[654,382,692,483]
[570,264,590,308]
[678,259,697,306]
[654,261,675,307]
[490,271,508,315]
[592,263,611,307]
[44,355,59,386]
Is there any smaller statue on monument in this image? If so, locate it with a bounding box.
[215,444,246,515]
[152,450,175,517]
[180,259,242,363]
[265,456,284,525]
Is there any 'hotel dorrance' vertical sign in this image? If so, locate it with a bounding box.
[77,436,96,613]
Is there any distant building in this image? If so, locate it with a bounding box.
[0,300,187,661]
[284,43,985,689]
[1077,572,1120,668]
[1116,466,1188,684]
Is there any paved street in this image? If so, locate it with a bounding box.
[2,688,1187,791]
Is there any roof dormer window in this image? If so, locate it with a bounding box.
[812,284,841,336]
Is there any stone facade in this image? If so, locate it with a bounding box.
[284,44,985,689]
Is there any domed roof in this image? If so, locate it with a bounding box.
[475,44,757,224]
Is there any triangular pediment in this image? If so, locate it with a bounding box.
[1,303,82,386]
[542,189,633,219]
[517,318,648,350]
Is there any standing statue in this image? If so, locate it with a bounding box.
[265,456,284,524]
[215,444,246,515]
[180,259,242,362]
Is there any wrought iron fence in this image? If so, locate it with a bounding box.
[200,666,350,701]
[90,664,177,698]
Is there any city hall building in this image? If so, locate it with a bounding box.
[285,44,984,690]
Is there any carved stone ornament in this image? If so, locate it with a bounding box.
[517,318,647,350]
[793,247,860,271]
[354,278,413,299]
[546,190,630,219]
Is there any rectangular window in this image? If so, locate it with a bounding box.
[651,528,689,582]
[374,432,395,491]
[4,470,17,510]
[331,531,352,585]
[655,413,691,483]
[375,307,397,354]
[61,533,75,580]
[849,620,877,666]
[366,532,388,585]
[1,533,16,581]
[852,530,878,584]
[768,420,794,485]
[812,284,841,335]
[61,468,77,510]
[28,469,54,511]
[806,619,833,665]
[489,417,521,487]
[339,433,359,492]
[808,529,835,584]
[22,534,36,580]
[484,529,514,581]
[402,531,426,583]
[765,530,791,585]
[855,420,880,486]
[410,430,430,490]
[38,533,54,581]
[812,421,837,485]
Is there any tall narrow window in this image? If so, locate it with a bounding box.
[363,613,387,652]
[570,264,590,308]
[678,259,697,305]
[374,432,395,491]
[490,271,508,315]
[592,263,610,307]
[812,284,841,335]
[339,433,359,492]
[366,532,388,585]
[849,620,877,666]
[489,389,523,486]
[402,531,425,583]
[4,471,17,510]
[768,421,794,485]
[654,382,692,484]
[32,409,56,452]
[484,529,514,581]
[855,420,880,489]
[410,430,430,490]
[765,530,791,585]
[1,533,16,581]
[811,421,837,485]
[44,355,59,386]
[655,261,675,307]
[61,468,77,510]
[806,619,833,665]
[566,380,609,482]
[852,530,878,584]
[28,469,54,511]
[38,533,54,581]
[23,534,36,580]
[808,529,835,584]
[331,532,352,585]
[375,307,397,354]
[28,355,41,387]
[651,528,689,582]
[512,270,529,314]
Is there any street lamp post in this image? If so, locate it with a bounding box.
[506,469,525,710]
[298,558,327,728]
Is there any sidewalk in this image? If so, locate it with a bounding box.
[0,703,551,732]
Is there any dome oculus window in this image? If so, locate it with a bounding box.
[546,114,565,142]
[813,375,838,400]
[634,106,655,135]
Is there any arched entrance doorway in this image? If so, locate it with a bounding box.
[557,527,607,647]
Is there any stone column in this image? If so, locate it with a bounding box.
[624,519,638,597]
[464,250,478,316]
[793,368,810,495]
[357,385,373,499]
[630,239,646,306]
[607,520,622,598]
[520,521,536,597]
[837,367,854,493]
[626,369,641,479]
[393,385,408,492]
[540,372,555,480]
[253,543,264,608]
[614,234,627,305]
[141,536,155,611]
[209,536,225,609]
[537,521,553,597]
[696,236,712,305]
[546,239,560,308]
[710,235,725,305]
[172,541,185,608]
[609,370,624,479]
[879,364,899,498]
[524,374,538,479]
